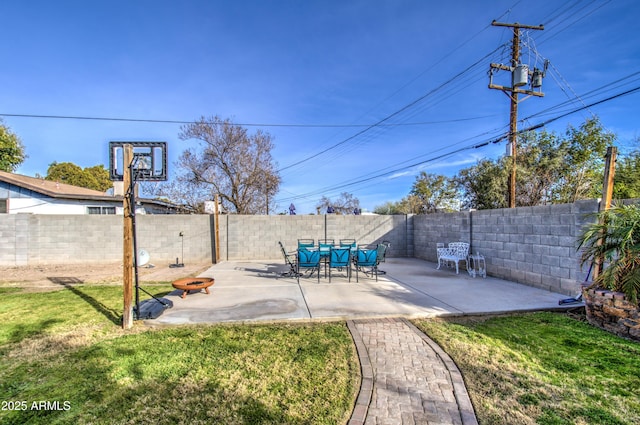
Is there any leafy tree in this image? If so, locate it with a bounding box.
[0,119,27,172]
[613,147,640,199]
[456,117,614,209]
[45,162,112,191]
[373,201,404,215]
[554,118,613,202]
[410,172,458,213]
[374,195,427,215]
[169,116,281,214]
[456,158,508,210]
[399,194,426,214]
[515,130,566,206]
[317,192,360,214]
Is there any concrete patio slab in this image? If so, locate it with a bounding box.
[380,257,568,315]
[149,257,575,325]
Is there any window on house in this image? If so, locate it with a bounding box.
[0,199,7,214]
[88,206,116,215]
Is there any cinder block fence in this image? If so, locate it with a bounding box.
[0,199,618,296]
[413,200,599,295]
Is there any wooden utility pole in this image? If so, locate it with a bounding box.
[122,144,134,329]
[600,146,617,212]
[489,21,544,208]
[592,146,617,281]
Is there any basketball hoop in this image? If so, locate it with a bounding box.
[111,142,168,326]
[109,141,167,182]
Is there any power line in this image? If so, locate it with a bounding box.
[520,70,640,122]
[276,84,640,204]
[0,113,195,125]
[520,84,640,133]
[537,0,610,46]
[277,45,506,173]
[291,2,520,171]
[0,112,495,128]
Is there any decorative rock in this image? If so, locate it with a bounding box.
[620,318,640,329]
[614,297,636,309]
[583,287,640,342]
[603,305,629,319]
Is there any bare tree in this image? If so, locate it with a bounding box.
[316,192,360,214]
[168,116,281,214]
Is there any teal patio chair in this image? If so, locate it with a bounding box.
[318,239,334,276]
[278,241,300,278]
[297,248,320,283]
[318,239,334,256]
[339,239,356,249]
[297,239,315,249]
[328,246,351,282]
[354,247,378,282]
[376,241,390,275]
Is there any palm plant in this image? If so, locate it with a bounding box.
[578,203,640,305]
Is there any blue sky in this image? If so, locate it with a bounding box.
[1,0,639,214]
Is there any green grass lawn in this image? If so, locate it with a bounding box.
[2,283,639,424]
[0,285,360,425]
[413,312,640,425]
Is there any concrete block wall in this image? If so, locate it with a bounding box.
[217,214,411,260]
[136,215,214,265]
[30,215,122,263]
[0,214,213,265]
[1,215,22,265]
[413,200,600,295]
[5,200,633,296]
[413,212,471,263]
[470,200,598,294]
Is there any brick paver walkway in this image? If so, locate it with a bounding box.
[347,318,478,425]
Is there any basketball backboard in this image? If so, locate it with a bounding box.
[109,142,167,181]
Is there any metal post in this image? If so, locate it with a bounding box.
[131,180,140,320]
[214,194,221,264]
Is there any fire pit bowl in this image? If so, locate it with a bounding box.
[171,277,214,299]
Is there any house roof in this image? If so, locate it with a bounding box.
[0,170,181,210]
[0,170,118,201]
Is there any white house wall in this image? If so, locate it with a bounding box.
[7,197,125,215]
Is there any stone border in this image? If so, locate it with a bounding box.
[346,320,374,425]
[583,288,640,341]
